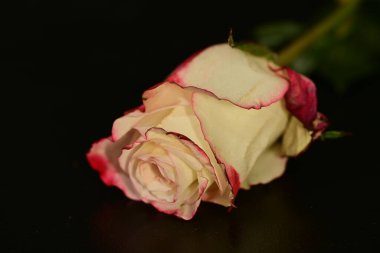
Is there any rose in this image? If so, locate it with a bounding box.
[87,43,327,220]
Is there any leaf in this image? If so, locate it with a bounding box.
[321,131,352,141]
[236,42,279,63]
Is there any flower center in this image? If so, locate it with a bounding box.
[136,161,175,202]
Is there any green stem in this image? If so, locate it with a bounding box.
[278,0,360,66]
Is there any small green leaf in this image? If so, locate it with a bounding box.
[236,42,279,63]
[321,131,352,140]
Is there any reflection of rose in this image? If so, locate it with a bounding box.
[87,44,327,220]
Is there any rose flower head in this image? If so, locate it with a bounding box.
[87,44,328,220]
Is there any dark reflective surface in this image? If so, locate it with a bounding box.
[4,1,379,252]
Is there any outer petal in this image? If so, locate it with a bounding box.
[167,44,289,109]
[192,92,289,186]
[241,143,288,188]
[284,68,318,128]
[282,116,312,156]
[224,164,240,197]
[113,108,170,141]
[112,106,145,142]
[142,82,193,112]
[200,181,232,206]
[86,134,141,200]
[312,112,329,139]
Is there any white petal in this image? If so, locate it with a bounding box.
[282,116,312,156]
[155,105,231,194]
[167,44,288,109]
[87,137,141,200]
[142,82,192,111]
[192,92,289,184]
[113,108,172,140]
[242,143,288,188]
[112,107,145,141]
[201,182,232,207]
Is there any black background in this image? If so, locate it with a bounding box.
[3,0,380,252]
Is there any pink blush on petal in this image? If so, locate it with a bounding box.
[123,104,145,115]
[285,68,318,128]
[225,165,240,197]
[166,131,212,164]
[191,94,240,200]
[167,45,289,109]
[312,112,329,139]
[198,177,209,196]
[87,149,117,186]
[166,50,203,85]
[151,203,177,215]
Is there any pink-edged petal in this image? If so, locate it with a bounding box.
[176,177,209,220]
[167,132,235,205]
[178,177,208,220]
[165,50,202,85]
[197,176,209,197]
[150,177,208,220]
[142,82,193,112]
[284,68,318,128]
[167,132,234,207]
[191,92,288,185]
[224,164,240,197]
[146,128,203,173]
[112,106,145,141]
[167,44,289,109]
[201,182,233,207]
[86,137,141,200]
[282,116,312,157]
[147,94,232,197]
[123,104,145,115]
[146,128,231,204]
[241,143,288,189]
[171,133,213,167]
[312,112,329,139]
[113,83,195,141]
[87,138,118,186]
[178,176,209,220]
